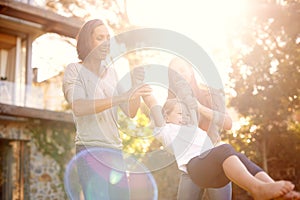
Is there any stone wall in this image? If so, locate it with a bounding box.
[0,118,75,200]
[30,144,65,200]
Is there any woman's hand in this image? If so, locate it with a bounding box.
[118,84,152,118]
[125,84,152,101]
[198,102,233,130]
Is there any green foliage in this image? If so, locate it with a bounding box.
[118,106,159,157]
[45,0,131,31]
[228,0,300,153]
[227,0,300,194]
[222,120,261,162]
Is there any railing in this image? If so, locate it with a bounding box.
[0,80,67,112]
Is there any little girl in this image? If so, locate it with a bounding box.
[142,94,299,200]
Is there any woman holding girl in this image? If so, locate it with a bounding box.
[167,57,233,199]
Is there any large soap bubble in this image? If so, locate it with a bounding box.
[64,147,158,200]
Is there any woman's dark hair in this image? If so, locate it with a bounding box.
[76,19,104,61]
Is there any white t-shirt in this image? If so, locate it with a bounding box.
[63,63,124,149]
[154,123,214,173]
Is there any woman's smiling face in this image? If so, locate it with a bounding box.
[91,25,110,49]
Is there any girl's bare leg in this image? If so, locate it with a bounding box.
[222,155,294,200]
[255,171,274,183]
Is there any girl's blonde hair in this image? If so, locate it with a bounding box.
[162,98,187,119]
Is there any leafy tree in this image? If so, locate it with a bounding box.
[45,0,131,31]
[226,0,300,195]
[118,106,159,156]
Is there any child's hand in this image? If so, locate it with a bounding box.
[121,84,152,102]
[131,66,145,86]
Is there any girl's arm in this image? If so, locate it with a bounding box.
[119,67,148,118]
[142,95,166,127]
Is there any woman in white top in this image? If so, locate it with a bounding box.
[142,94,299,200]
[62,19,152,199]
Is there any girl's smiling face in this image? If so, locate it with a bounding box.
[166,102,190,125]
